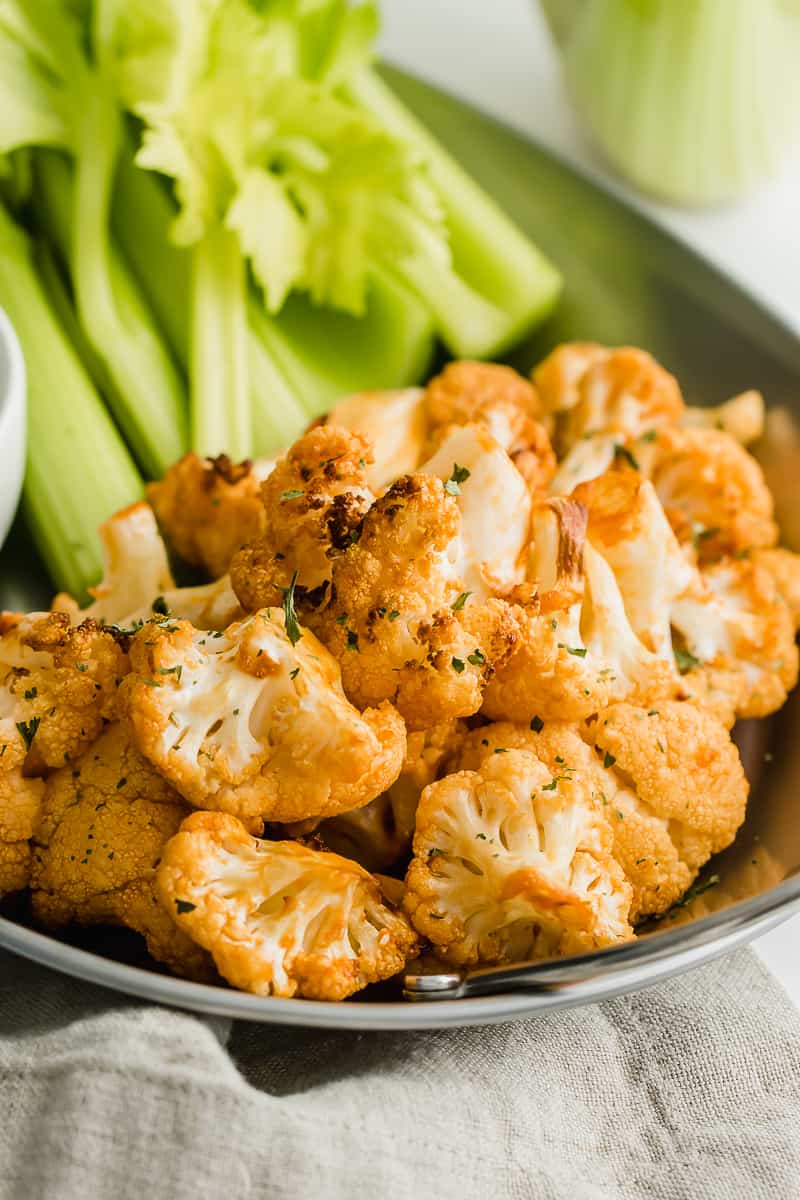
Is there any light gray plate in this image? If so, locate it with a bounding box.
[2,67,800,1028]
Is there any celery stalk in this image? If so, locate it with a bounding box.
[190,227,251,460]
[112,151,436,437]
[0,202,142,598]
[345,67,563,358]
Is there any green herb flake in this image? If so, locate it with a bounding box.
[603,751,617,769]
[647,709,660,717]
[24,687,37,700]
[280,489,305,502]
[451,657,465,674]
[151,596,169,615]
[530,716,544,733]
[451,592,472,612]
[281,571,302,647]
[640,429,658,443]
[467,649,486,665]
[388,609,400,622]
[494,747,509,755]
[614,443,640,471]
[475,833,487,840]
[427,847,445,859]
[290,667,300,680]
[560,643,587,658]
[157,665,183,681]
[444,463,471,496]
[690,523,720,552]
[175,899,197,915]
[336,612,349,625]
[16,717,41,752]
[542,778,559,792]
[346,630,360,652]
[115,777,127,790]
[674,646,701,674]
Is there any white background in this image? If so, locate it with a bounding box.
[381,0,800,1003]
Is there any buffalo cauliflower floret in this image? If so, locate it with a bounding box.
[121,610,405,826]
[52,503,175,627]
[482,499,674,723]
[533,344,683,453]
[418,424,532,597]
[0,611,127,771]
[326,388,428,491]
[574,466,697,660]
[230,425,374,617]
[681,390,764,446]
[156,810,419,1000]
[29,723,212,979]
[403,749,633,965]
[671,555,798,722]
[0,737,45,896]
[147,452,273,579]
[310,720,465,871]
[637,425,778,561]
[316,474,519,729]
[453,705,748,923]
[752,547,800,630]
[423,361,556,495]
[53,503,244,633]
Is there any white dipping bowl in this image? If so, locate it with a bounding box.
[0,306,26,548]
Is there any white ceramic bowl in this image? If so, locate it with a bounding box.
[0,306,26,548]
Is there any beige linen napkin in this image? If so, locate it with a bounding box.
[1,946,798,1200]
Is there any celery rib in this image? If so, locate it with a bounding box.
[346,68,563,358]
[0,202,142,599]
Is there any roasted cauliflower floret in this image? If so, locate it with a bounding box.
[752,547,800,630]
[671,555,798,722]
[29,723,212,979]
[316,474,519,729]
[53,503,244,632]
[574,466,697,660]
[482,499,674,723]
[312,720,465,871]
[156,811,419,1000]
[0,737,45,896]
[423,360,556,495]
[230,425,374,616]
[453,705,748,923]
[681,390,765,446]
[419,424,532,597]
[147,452,273,579]
[403,749,633,966]
[533,344,683,453]
[52,503,175,627]
[326,388,428,491]
[637,425,778,561]
[121,610,405,826]
[0,611,127,771]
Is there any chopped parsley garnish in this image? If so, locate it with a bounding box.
[281,571,302,646]
[494,747,508,754]
[24,687,37,700]
[475,832,487,840]
[467,649,485,665]
[647,709,660,716]
[16,717,41,751]
[603,751,617,769]
[151,596,169,615]
[116,778,127,790]
[690,523,720,552]
[649,874,721,924]
[451,592,471,612]
[336,612,349,625]
[346,630,360,652]
[542,777,560,791]
[427,847,445,859]
[530,716,544,733]
[157,665,183,681]
[614,443,640,471]
[290,667,300,680]
[142,679,163,688]
[560,643,587,658]
[444,463,471,496]
[674,646,701,674]
[428,912,445,920]
[175,899,197,915]
[615,810,625,821]
[388,609,400,622]
[280,489,305,502]
[75,663,88,672]
[640,429,658,443]
[451,657,465,674]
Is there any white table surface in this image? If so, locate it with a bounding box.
[381,0,800,1005]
